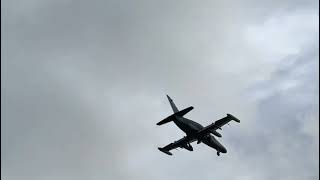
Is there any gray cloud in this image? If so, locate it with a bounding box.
[2,1,318,180]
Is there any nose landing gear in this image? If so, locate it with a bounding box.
[217,151,220,156]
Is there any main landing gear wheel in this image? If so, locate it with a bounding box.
[217,151,220,156]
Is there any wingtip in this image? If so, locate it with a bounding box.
[158,147,173,156]
[227,113,240,123]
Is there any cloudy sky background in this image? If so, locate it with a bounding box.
[2,0,319,180]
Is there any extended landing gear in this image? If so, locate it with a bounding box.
[182,142,193,151]
[217,151,220,156]
[186,142,193,151]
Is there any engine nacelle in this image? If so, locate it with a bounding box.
[211,131,222,138]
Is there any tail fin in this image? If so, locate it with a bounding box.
[167,95,179,113]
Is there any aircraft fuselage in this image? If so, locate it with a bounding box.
[173,116,227,154]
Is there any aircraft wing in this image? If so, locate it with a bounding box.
[196,114,240,138]
[158,136,195,155]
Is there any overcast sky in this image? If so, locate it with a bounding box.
[1,1,319,180]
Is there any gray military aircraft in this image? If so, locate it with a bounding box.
[157,95,240,156]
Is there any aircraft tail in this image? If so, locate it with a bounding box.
[157,95,193,126]
[167,95,179,113]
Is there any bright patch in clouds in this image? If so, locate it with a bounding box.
[246,11,318,60]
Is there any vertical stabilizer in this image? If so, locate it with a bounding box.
[166,95,179,113]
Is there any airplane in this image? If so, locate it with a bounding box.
[157,95,240,156]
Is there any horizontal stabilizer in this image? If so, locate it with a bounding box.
[158,147,172,156]
[157,115,175,125]
[157,106,194,126]
[175,106,193,117]
[227,113,240,123]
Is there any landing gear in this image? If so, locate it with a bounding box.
[183,142,193,151]
[187,142,193,151]
[217,151,220,156]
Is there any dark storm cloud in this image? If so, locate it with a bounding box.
[2,0,318,180]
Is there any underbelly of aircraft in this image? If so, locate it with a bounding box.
[173,118,200,135]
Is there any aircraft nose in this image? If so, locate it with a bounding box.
[221,147,227,153]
